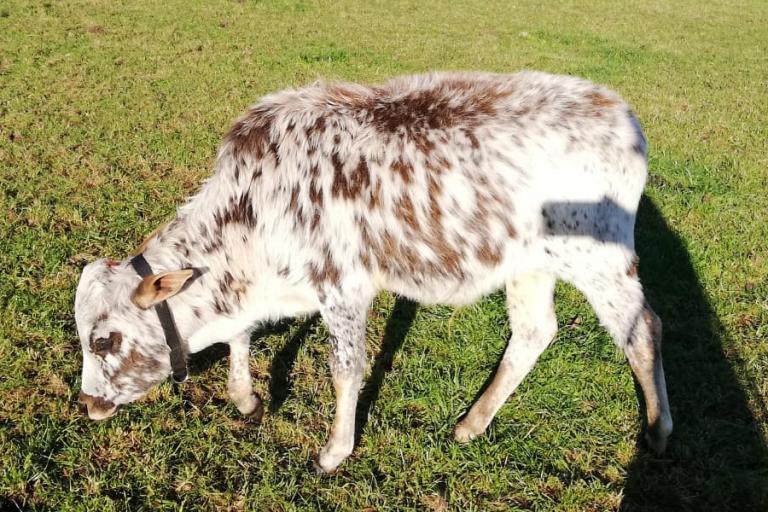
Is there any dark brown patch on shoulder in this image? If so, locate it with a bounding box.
[369,83,504,133]
[197,223,215,251]
[225,107,276,161]
[365,80,509,155]
[470,201,490,231]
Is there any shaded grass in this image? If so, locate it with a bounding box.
[1,0,767,510]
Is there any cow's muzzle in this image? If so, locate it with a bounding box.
[78,391,118,420]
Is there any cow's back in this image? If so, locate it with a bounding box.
[213,72,647,303]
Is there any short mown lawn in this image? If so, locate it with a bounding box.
[1,1,766,510]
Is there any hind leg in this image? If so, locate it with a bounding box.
[572,260,673,453]
[455,272,557,442]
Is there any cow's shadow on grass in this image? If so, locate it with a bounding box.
[188,317,324,414]
[355,297,419,442]
[187,318,297,376]
[185,320,300,412]
[619,196,768,511]
[268,315,321,412]
[343,197,767,512]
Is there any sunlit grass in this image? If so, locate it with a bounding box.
[1,0,766,510]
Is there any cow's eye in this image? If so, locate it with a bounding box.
[92,337,111,354]
[91,332,122,355]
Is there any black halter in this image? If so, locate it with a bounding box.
[130,254,189,384]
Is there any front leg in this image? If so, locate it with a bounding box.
[228,330,264,421]
[314,296,370,474]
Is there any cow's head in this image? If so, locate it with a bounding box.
[74,258,194,420]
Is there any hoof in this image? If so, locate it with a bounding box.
[645,429,669,455]
[236,393,264,422]
[312,454,337,475]
[247,396,264,424]
[645,417,673,455]
[454,420,481,444]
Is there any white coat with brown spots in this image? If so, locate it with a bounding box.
[75,71,672,473]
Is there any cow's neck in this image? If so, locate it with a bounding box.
[137,209,258,354]
[133,163,324,352]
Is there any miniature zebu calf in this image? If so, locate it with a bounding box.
[75,71,673,473]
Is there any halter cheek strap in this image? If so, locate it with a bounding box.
[130,254,189,384]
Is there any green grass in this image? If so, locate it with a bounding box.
[1,0,767,510]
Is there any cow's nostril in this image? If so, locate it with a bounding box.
[77,391,117,419]
[78,391,93,415]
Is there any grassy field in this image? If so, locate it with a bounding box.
[1,0,767,510]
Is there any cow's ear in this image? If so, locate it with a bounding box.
[132,269,194,309]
